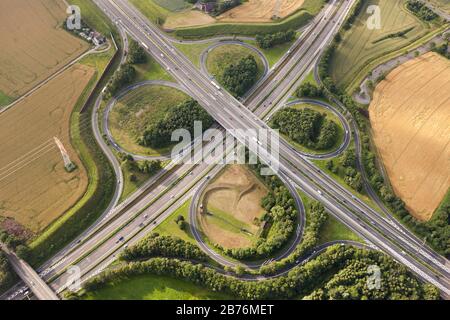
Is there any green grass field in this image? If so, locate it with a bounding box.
[0,91,13,108]
[129,0,170,25]
[83,274,234,300]
[68,0,117,35]
[173,41,214,68]
[206,44,265,84]
[153,199,196,244]
[133,52,174,82]
[298,190,361,244]
[245,37,297,68]
[109,85,188,157]
[153,0,190,12]
[330,0,435,91]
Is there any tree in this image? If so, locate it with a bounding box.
[220,55,258,97]
[128,40,147,64]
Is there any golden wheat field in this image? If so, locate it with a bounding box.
[217,0,305,23]
[369,52,450,221]
[0,64,93,233]
[0,0,89,99]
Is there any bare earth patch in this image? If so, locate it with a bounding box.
[199,165,268,249]
[0,64,93,232]
[163,10,216,29]
[217,0,305,23]
[0,0,89,98]
[369,52,450,221]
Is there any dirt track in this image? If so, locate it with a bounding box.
[369,52,450,221]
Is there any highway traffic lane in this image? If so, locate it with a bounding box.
[51,164,223,293]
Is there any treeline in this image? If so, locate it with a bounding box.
[406,0,438,22]
[0,230,30,261]
[343,0,364,30]
[105,39,148,97]
[271,107,339,150]
[119,153,162,182]
[214,162,298,260]
[256,30,296,49]
[0,251,15,294]
[82,244,437,300]
[120,234,208,262]
[296,82,324,98]
[259,201,328,275]
[326,147,363,192]
[304,249,440,300]
[317,27,449,255]
[220,55,259,97]
[140,99,213,148]
[372,26,415,44]
[432,41,450,59]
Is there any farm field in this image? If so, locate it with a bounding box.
[430,0,450,12]
[83,274,234,300]
[199,165,268,249]
[0,63,94,233]
[369,52,450,221]
[0,0,89,102]
[329,0,432,91]
[206,44,265,84]
[131,0,322,38]
[217,0,305,23]
[109,85,188,157]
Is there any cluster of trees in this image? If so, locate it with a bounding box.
[326,147,363,192]
[343,0,364,30]
[220,55,259,97]
[0,251,15,294]
[256,30,296,49]
[140,99,213,148]
[119,153,162,182]
[0,230,30,261]
[120,233,208,262]
[305,249,440,300]
[259,201,329,275]
[82,243,437,300]
[271,107,339,150]
[215,163,298,260]
[406,0,438,21]
[127,40,147,64]
[105,63,136,97]
[214,0,242,15]
[296,82,324,98]
[318,27,449,255]
[105,40,149,97]
[432,41,450,59]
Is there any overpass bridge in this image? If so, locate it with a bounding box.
[1,245,59,300]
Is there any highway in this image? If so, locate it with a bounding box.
[95,0,449,297]
[2,0,448,300]
[1,245,58,300]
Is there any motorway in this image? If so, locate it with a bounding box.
[1,245,58,300]
[2,0,448,300]
[94,0,449,296]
